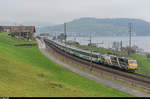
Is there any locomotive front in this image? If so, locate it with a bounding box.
[127,59,138,70]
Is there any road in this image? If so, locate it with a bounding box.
[37,38,150,97]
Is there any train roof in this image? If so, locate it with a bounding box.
[46,38,136,60]
[103,54,136,60]
[118,56,136,60]
[49,39,101,56]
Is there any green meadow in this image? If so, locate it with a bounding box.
[0,32,133,97]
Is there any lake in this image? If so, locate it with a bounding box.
[67,36,150,53]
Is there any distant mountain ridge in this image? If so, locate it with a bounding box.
[40,17,150,36]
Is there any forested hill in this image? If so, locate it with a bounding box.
[40,17,150,36]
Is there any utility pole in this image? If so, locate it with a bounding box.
[83,33,94,71]
[38,25,40,37]
[64,23,67,57]
[120,40,123,56]
[120,40,122,51]
[55,32,57,41]
[64,23,67,43]
[128,22,132,55]
[37,25,39,40]
[89,33,93,71]
[74,33,76,42]
[64,23,66,43]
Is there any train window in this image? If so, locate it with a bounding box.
[118,58,128,65]
[128,60,137,64]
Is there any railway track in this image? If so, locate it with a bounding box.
[44,39,150,90]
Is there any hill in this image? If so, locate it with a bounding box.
[0,32,132,97]
[40,17,150,36]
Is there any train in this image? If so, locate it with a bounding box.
[43,38,138,73]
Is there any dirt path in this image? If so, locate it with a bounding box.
[37,38,150,97]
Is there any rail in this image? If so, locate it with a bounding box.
[44,38,150,90]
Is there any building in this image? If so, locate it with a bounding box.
[0,26,36,40]
[0,26,3,32]
[88,43,97,47]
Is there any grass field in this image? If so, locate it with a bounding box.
[66,42,150,76]
[0,32,133,97]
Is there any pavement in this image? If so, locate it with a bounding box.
[37,38,150,97]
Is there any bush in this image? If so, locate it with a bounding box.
[146,53,150,58]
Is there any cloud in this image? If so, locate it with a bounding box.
[0,0,150,24]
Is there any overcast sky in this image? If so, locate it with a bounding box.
[0,0,150,24]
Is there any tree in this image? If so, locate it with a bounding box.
[146,53,150,58]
